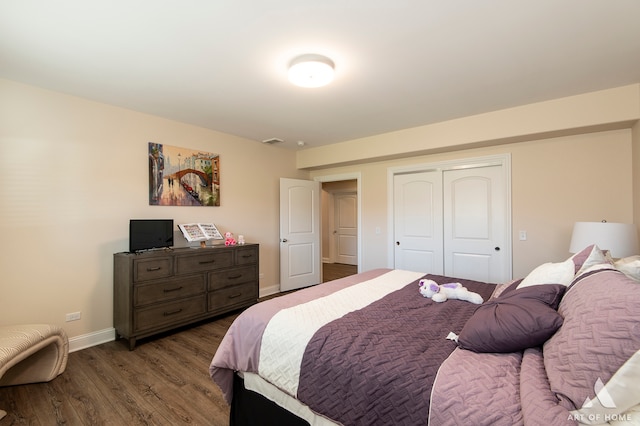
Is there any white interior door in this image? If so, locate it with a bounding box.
[393,171,443,273]
[443,166,508,283]
[280,178,321,291]
[334,192,357,265]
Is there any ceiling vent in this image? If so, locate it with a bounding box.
[262,138,284,145]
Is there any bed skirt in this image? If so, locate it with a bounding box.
[231,373,310,426]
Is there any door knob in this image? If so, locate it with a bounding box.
[396,241,400,246]
[494,247,500,251]
[282,239,288,243]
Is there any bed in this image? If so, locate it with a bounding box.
[209,245,640,425]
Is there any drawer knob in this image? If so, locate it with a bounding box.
[163,308,183,316]
[228,293,242,299]
[163,286,183,293]
[199,260,215,265]
[228,274,242,280]
[147,266,162,271]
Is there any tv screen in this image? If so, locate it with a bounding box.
[129,219,174,252]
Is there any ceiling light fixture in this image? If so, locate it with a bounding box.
[288,54,335,88]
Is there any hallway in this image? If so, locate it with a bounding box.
[323,262,357,282]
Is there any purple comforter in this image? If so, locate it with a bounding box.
[297,275,495,425]
[210,269,495,425]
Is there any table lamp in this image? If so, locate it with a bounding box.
[569,221,639,258]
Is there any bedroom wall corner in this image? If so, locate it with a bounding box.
[0,78,307,345]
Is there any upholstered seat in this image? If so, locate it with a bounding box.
[0,324,69,419]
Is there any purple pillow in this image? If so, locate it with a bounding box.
[457,284,566,353]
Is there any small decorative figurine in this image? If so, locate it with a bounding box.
[224,232,237,246]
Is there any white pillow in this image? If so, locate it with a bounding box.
[614,256,640,282]
[517,258,575,289]
[571,245,610,276]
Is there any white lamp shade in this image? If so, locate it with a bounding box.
[569,222,639,258]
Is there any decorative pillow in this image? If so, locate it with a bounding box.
[517,259,575,289]
[570,244,610,276]
[543,269,640,412]
[457,284,566,353]
[489,279,522,300]
[517,245,611,290]
[614,255,640,281]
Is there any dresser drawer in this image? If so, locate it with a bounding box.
[133,257,173,282]
[235,246,258,265]
[176,250,233,274]
[208,266,257,291]
[208,282,257,313]
[134,275,205,307]
[134,296,206,333]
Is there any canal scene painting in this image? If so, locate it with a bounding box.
[148,142,220,206]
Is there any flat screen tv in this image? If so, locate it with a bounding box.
[129,219,174,252]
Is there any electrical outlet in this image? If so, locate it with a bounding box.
[65,311,81,322]
[519,231,527,241]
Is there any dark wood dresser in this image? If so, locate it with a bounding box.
[114,244,259,349]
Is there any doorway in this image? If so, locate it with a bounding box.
[279,175,361,292]
[318,174,361,277]
[322,181,358,266]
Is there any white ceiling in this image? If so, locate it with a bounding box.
[1,1,640,150]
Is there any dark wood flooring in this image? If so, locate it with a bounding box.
[322,262,357,282]
[0,263,357,425]
[0,315,238,425]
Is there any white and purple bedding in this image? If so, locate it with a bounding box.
[210,246,640,425]
[210,269,496,424]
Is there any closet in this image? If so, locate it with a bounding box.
[392,155,511,283]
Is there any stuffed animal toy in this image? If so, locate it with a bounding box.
[418,279,484,304]
[224,232,237,246]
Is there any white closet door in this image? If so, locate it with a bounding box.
[393,171,443,273]
[443,165,508,283]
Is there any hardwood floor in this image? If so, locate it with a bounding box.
[0,315,238,425]
[0,264,357,425]
[322,262,357,282]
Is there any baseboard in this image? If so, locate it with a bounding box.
[68,327,116,353]
[259,284,281,298]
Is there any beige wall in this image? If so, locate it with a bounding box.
[2,77,638,349]
[310,129,633,279]
[0,79,308,347]
[304,84,639,279]
[634,120,640,229]
[299,84,640,170]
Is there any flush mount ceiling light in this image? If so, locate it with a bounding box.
[288,54,335,88]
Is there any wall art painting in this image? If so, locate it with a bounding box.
[149,142,220,206]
